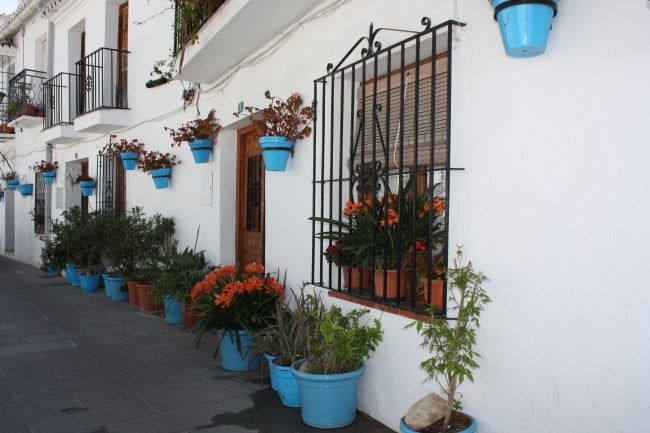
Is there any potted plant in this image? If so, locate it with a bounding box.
[103,136,145,171]
[252,289,326,407]
[138,150,180,189]
[51,207,83,286]
[490,0,559,57]
[413,195,446,311]
[75,174,96,197]
[18,181,33,197]
[238,90,315,171]
[165,108,222,164]
[190,263,283,372]
[6,100,19,120]
[291,306,383,429]
[153,244,208,325]
[2,171,19,190]
[30,160,59,185]
[40,237,66,277]
[146,59,173,88]
[324,241,372,291]
[402,247,490,433]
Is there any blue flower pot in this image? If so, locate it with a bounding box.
[190,138,213,164]
[101,274,113,296]
[274,360,300,408]
[259,136,294,171]
[6,179,19,190]
[65,263,76,284]
[291,359,365,429]
[79,180,96,197]
[120,152,138,170]
[47,266,57,277]
[163,295,184,324]
[219,330,261,372]
[42,171,56,185]
[264,353,278,391]
[400,415,477,433]
[491,0,558,58]
[79,274,101,293]
[105,276,128,301]
[67,266,81,287]
[0,191,4,202]
[18,183,33,196]
[150,168,171,189]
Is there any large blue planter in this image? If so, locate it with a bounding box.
[264,353,278,391]
[47,266,57,277]
[259,136,294,172]
[491,0,558,58]
[219,330,261,372]
[18,183,33,197]
[67,266,81,287]
[150,168,171,189]
[190,138,213,164]
[101,274,113,296]
[42,171,56,185]
[274,360,300,408]
[79,180,96,197]
[105,276,128,301]
[291,359,365,429]
[120,152,138,170]
[6,179,19,190]
[163,295,184,324]
[79,274,101,293]
[399,415,477,433]
[65,263,76,284]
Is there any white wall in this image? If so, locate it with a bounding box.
[1,1,650,432]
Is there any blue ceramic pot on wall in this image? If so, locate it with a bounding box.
[490,0,559,57]
[79,180,96,197]
[150,168,172,189]
[190,138,213,164]
[219,330,261,372]
[18,183,33,196]
[6,179,19,190]
[259,136,294,171]
[120,152,138,170]
[42,171,56,185]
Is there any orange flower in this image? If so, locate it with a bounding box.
[343,200,368,216]
[244,263,265,275]
[380,208,399,227]
[418,196,445,218]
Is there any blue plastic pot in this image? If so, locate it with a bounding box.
[67,266,81,287]
[163,295,184,324]
[18,183,33,196]
[79,180,96,197]
[491,0,558,58]
[42,171,56,185]
[101,274,113,296]
[65,263,76,284]
[274,360,300,408]
[291,359,365,429]
[264,353,278,391]
[219,330,261,372]
[190,138,213,164]
[120,152,138,170]
[259,136,294,171]
[0,191,4,202]
[150,168,171,189]
[6,179,19,190]
[47,266,57,277]
[399,414,476,433]
[79,274,101,293]
[105,276,128,302]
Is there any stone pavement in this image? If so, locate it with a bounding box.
[0,256,394,433]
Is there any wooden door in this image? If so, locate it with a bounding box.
[237,126,265,266]
[117,2,128,107]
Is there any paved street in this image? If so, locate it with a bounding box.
[0,256,393,433]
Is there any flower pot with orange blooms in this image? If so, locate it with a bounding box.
[190,263,283,371]
[323,243,372,291]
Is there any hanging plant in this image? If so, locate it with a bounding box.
[164,108,222,164]
[138,150,180,190]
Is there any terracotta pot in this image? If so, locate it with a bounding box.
[182,307,197,328]
[24,104,39,116]
[1,124,14,134]
[126,281,140,307]
[342,266,372,290]
[137,283,156,311]
[419,277,445,311]
[374,269,412,300]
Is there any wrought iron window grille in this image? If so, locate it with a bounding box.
[311,18,465,316]
[96,150,126,217]
[7,69,47,122]
[34,172,45,235]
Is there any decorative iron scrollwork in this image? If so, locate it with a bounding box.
[85,76,94,92]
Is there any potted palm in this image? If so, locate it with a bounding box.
[291,306,383,429]
[138,150,180,189]
[190,263,283,372]
[239,90,315,171]
[165,108,222,164]
[402,247,490,433]
[30,160,59,185]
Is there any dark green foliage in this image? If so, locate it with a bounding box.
[153,245,208,306]
[50,207,107,272]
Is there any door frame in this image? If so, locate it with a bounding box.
[236,124,265,266]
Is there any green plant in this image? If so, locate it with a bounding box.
[51,207,107,272]
[165,108,222,146]
[238,91,315,142]
[1,170,17,180]
[40,237,66,271]
[153,244,208,306]
[406,247,490,431]
[252,288,326,366]
[6,100,19,118]
[137,150,180,172]
[306,306,382,375]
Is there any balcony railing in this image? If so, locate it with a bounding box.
[75,47,129,115]
[43,72,80,130]
[173,0,226,55]
[7,69,47,122]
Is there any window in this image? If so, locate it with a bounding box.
[310,19,463,315]
[96,150,126,216]
[34,172,45,235]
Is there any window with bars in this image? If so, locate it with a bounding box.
[34,172,45,235]
[311,19,463,315]
[96,151,126,216]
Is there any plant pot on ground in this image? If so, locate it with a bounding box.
[402,247,490,433]
[291,306,383,429]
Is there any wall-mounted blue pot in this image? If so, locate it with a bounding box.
[150,168,171,189]
[120,152,138,170]
[6,179,19,190]
[259,136,294,171]
[491,0,559,57]
[18,183,33,196]
[79,180,96,197]
[190,138,213,164]
[42,171,56,185]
